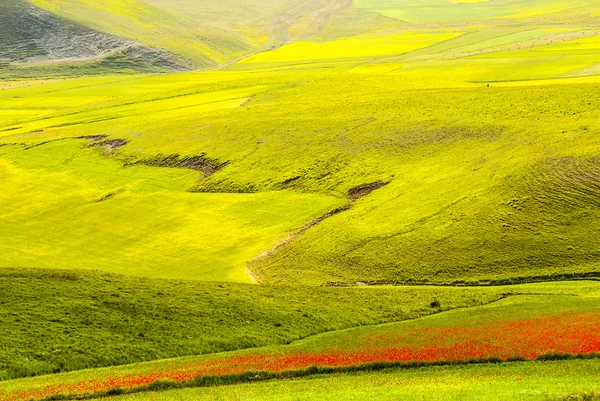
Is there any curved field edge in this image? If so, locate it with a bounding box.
[0,267,510,381]
[3,282,599,400]
[0,138,343,283]
[74,359,600,401]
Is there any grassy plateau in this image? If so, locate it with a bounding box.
[1,0,600,399]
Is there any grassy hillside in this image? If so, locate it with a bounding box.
[29,0,248,68]
[97,359,600,401]
[2,66,600,285]
[2,280,598,399]
[0,0,121,63]
[0,138,340,282]
[0,268,506,380]
[27,0,396,70]
[0,0,189,78]
[2,1,600,399]
[354,0,600,24]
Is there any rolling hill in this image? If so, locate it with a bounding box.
[0,0,190,78]
[1,0,600,400]
[24,0,398,72]
[2,70,600,286]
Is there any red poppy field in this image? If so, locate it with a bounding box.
[4,294,599,401]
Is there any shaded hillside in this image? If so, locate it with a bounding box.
[28,0,258,68]
[28,0,400,69]
[0,0,190,76]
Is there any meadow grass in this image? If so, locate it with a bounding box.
[2,1,600,400]
[1,280,598,399]
[101,359,600,401]
[0,138,340,282]
[28,0,250,68]
[354,0,600,24]
[2,65,600,286]
[283,292,600,353]
[26,0,393,70]
[0,267,506,380]
[238,32,461,64]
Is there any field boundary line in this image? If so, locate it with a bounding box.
[26,353,600,401]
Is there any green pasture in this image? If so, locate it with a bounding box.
[29,0,251,67]
[26,0,394,70]
[106,359,600,401]
[235,25,600,83]
[13,0,600,77]
[2,280,598,395]
[285,290,600,354]
[0,139,340,282]
[238,31,461,64]
[0,267,507,380]
[2,64,600,286]
[1,1,600,400]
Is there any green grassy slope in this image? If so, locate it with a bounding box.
[2,1,600,399]
[29,0,249,68]
[144,0,398,43]
[7,358,600,401]
[2,66,600,285]
[2,280,598,398]
[246,80,600,285]
[103,359,600,401]
[0,268,505,380]
[354,0,600,24]
[0,138,340,282]
[284,290,600,354]
[27,0,396,70]
[2,2,600,284]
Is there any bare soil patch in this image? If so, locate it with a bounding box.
[135,154,229,177]
[87,138,129,154]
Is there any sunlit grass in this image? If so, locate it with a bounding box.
[0,139,340,282]
[3,281,599,399]
[111,359,600,401]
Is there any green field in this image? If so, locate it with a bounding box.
[2,0,600,399]
[0,268,508,380]
[101,360,600,401]
[354,0,600,24]
[2,280,598,400]
[2,69,600,285]
[0,138,341,282]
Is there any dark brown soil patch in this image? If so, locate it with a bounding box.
[135,154,229,177]
[94,191,118,203]
[88,138,129,154]
[348,181,388,200]
[78,135,108,142]
[0,126,22,132]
